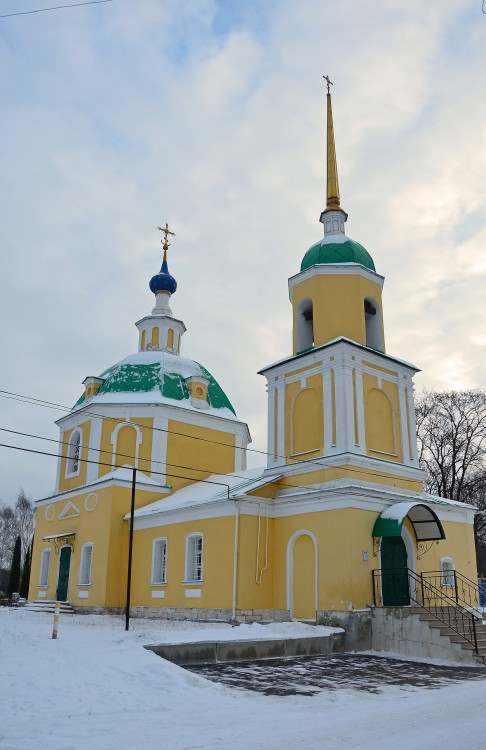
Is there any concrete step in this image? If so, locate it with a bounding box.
[24,600,74,614]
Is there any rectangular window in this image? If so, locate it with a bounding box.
[186,535,203,582]
[151,539,167,584]
[39,549,51,587]
[79,544,93,586]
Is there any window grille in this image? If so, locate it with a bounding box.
[151,539,167,584]
[79,544,93,585]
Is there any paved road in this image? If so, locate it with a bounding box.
[188,653,486,696]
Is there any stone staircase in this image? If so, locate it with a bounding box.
[24,600,75,615]
[409,606,486,664]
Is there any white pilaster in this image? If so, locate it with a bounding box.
[267,383,276,468]
[151,414,168,484]
[85,415,103,485]
[354,368,366,454]
[276,382,285,466]
[406,387,420,467]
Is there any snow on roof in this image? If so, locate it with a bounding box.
[72,350,237,420]
[129,467,275,518]
[90,465,168,488]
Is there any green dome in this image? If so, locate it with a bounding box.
[301,238,375,273]
[73,351,236,417]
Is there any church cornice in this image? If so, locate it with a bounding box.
[258,336,420,377]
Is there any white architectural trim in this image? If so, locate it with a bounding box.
[38,548,51,587]
[86,415,103,485]
[184,532,204,583]
[65,428,82,479]
[110,420,143,469]
[286,530,318,619]
[151,414,168,484]
[150,537,168,585]
[78,542,93,586]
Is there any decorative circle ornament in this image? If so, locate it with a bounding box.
[45,504,56,522]
[84,493,98,512]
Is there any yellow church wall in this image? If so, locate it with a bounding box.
[363,373,403,463]
[414,520,478,582]
[166,421,236,490]
[28,485,167,607]
[128,516,236,609]
[235,513,275,611]
[103,486,168,607]
[284,373,324,463]
[292,274,384,352]
[58,422,91,493]
[98,417,153,477]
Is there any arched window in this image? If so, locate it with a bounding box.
[364,297,383,351]
[185,533,203,583]
[441,557,455,588]
[113,424,139,468]
[67,429,82,475]
[297,298,314,352]
[79,543,93,586]
[39,548,51,587]
[151,327,160,348]
[167,329,174,349]
[151,538,168,584]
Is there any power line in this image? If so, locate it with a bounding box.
[0,441,234,497]
[0,391,422,494]
[0,0,113,18]
[0,387,421,487]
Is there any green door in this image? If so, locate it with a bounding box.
[381,536,409,606]
[56,546,72,601]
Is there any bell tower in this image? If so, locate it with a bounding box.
[259,81,423,492]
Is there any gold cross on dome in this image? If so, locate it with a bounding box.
[157,222,175,251]
[323,74,333,94]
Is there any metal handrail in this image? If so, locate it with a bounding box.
[372,567,479,653]
[420,569,483,617]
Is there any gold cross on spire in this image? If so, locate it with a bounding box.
[323,74,333,95]
[157,222,175,261]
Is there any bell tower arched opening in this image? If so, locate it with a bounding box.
[297,298,314,352]
[364,297,383,351]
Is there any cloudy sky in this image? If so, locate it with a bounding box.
[1,0,486,503]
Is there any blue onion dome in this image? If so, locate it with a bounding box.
[149,258,177,295]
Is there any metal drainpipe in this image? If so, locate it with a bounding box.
[232,499,240,622]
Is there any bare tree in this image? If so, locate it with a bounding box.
[14,490,34,560]
[415,389,486,502]
[0,505,16,573]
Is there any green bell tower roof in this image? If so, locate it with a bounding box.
[301,237,376,273]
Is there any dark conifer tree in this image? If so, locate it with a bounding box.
[19,540,32,599]
[7,536,21,598]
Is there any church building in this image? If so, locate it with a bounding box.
[29,89,478,624]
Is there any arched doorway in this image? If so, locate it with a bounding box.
[287,531,317,620]
[56,546,72,602]
[380,536,409,606]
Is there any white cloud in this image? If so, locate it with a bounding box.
[1,0,486,500]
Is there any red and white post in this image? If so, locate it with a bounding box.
[51,601,60,639]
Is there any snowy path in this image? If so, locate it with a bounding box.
[1,610,486,750]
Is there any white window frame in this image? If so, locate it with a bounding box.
[66,428,82,477]
[440,557,455,588]
[184,533,203,583]
[151,538,168,585]
[39,548,51,587]
[78,543,93,586]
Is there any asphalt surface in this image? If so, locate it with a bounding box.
[187,653,486,696]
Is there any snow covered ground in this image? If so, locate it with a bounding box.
[1,609,486,750]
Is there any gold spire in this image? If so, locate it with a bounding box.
[157,222,175,262]
[322,76,346,217]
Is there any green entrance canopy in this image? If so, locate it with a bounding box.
[372,502,445,542]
